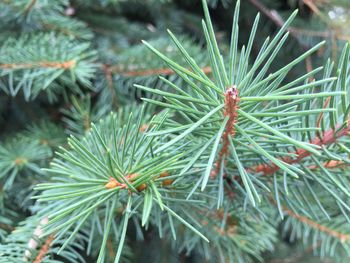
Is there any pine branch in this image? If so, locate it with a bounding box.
[283,207,349,243]
[34,108,209,262]
[2,1,348,262]
[0,215,85,262]
[139,0,344,204]
[0,33,97,100]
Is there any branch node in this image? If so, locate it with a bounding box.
[211,86,240,178]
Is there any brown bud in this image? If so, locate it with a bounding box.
[162,179,174,186]
[159,171,169,178]
[126,173,139,181]
[105,178,119,189]
[137,184,147,192]
[210,170,217,179]
[139,124,149,132]
[14,157,27,165]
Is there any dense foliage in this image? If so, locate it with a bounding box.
[1,0,350,262]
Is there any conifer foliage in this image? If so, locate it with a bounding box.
[1,0,350,262]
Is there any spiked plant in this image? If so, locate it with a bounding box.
[138,0,348,206]
[130,0,350,261]
[34,106,209,262]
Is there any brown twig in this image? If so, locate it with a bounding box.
[24,0,37,16]
[303,0,322,15]
[33,235,55,263]
[0,222,14,231]
[270,197,349,244]
[249,0,350,62]
[211,86,240,178]
[247,0,344,42]
[307,160,349,170]
[0,60,76,70]
[102,64,118,107]
[102,64,113,89]
[106,238,116,260]
[302,0,330,24]
[283,207,349,243]
[316,96,331,132]
[41,22,79,38]
[249,0,286,29]
[305,56,314,81]
[248,0,316,74]
[252,122,350,175]
[98,64,211,108]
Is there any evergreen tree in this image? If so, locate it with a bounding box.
[0,0,350,262]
